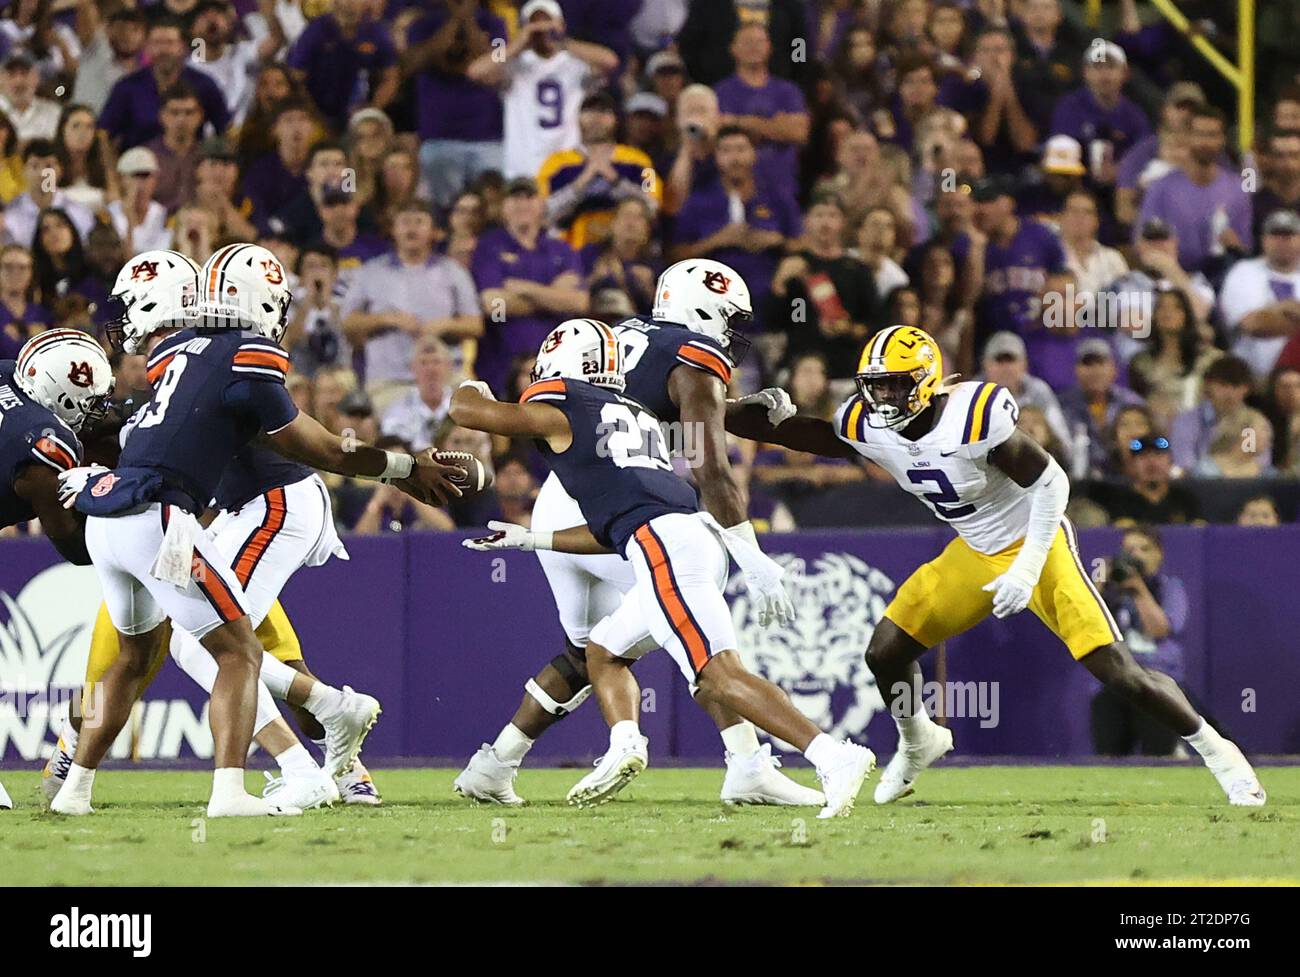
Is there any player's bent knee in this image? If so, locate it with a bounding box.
[865,619,923,673]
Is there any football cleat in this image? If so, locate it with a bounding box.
[814,741,875,819]
[337,760,383,806]
[262,770,339,811]
[567,734,648,808]
[41,734,76,805]
[319,686,381,779]
[49,790,93,816]
[874,723,954,805]
[453,744,524,806]
[207,792,302,818]
[721,743,826,806]
[1204,741,1266,807]
[0,778,12,810]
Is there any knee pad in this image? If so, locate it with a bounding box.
[524,646,592,717]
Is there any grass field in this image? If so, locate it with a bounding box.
[1,765,1297,885]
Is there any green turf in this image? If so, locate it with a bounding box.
[1,766,1297,885]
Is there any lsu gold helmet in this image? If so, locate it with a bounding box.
[855,325,943,430]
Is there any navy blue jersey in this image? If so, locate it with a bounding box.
[0,361,83,528]
[614,317,733,424]
[118,331,299,512]
[213,442,315,512]
[522,377,698,551]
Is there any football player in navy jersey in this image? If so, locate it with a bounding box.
[455,260,823,809]
[51,244,465,818]
[452,318,876,818]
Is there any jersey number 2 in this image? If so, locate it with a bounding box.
[136,355,188,430]
[907,469,976,519]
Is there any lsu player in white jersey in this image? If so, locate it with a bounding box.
[727,325,1266,807]
[456,260,825,808]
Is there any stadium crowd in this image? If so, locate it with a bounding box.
[0,0,1296,538]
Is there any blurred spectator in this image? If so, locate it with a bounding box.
[1096,434,1200,524]
[1219,210,1300,380]
[1110,217,1215,360]
[875,55,963,158]
[145,85,204,212]
[833,23,887,125]
[99,16,230,150]
[1058,189,1126,319]
[785,350,837,419]
[342,200,482,410]
[671,125,800,314]
[0,108,21,201]
[1092,526,1187,755]
[1266,366,1300,474]
[343,107,393,208]
[188,0,278,124]
[4,138,94,247]
[537,89,660,249]
[964,25,1039,173]
[270,140,351,244]
[171,203,219,265]
[286,0,398,132]
[54,103,118,213]
[466,0,616,180]
[236,61,300,166]
[715,23,809,202]
[624,92,671,173]
[1058,338,1145,479]
[0,48,58,142]
[312,183,387,288]
[1136,105,1251,274]
[771,192,876,378]
[912,239,967,369]
[1017,135,1086,223]
[108,147,170,253]
[1237,494,1282,527]
[370,145,421,233]
[1014,0,1083,136]
[814,130,914,237]
[664,82,719,216]
[32,207,93,309]
[1169,355,1258,474]
[311,364,359,436]
[71,3,147,116]
[0,243,49,359]
[1252,128,1300,243]
[380,337,454,452]
[580,197,657,313]
[645,49,688,108]
[1129,287,1221,431]
[284,244,350,378]
[471,176,587,394]
[1115,84,1205,227]
[1049,41,1148,190]
[480,451,538,529]
[405,0,506,210]
[979,330,1072,450]
[677,0,809,87]
[1017,403,1072,472]
[351,439,455,534]
[241,97,313,227]
[191,136,258,243]
[853,205,909,302]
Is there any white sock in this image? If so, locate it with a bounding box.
[492,724,534,765]
[62,762,95,801]
[258,653,299,699]
[720,722,761,757]
[896,709,936,743]
[803,733,838,769]
[304,681,343,717]
[1182,719,1227,759]
[610,719,641,745]
[211,767,247,802]
[276,743,320,779]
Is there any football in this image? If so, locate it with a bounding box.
[433,449,492,494]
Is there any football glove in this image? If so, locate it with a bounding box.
[742,556,796,628]
[463,520,539,552]
[57,464,109,510]
[731,387,796,426]
[982,563,1038,619]
[458,379,496,401]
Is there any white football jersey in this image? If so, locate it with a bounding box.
[502,49,589,178]
[834,380,1030,554]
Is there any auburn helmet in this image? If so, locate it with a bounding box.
[531,318,626,392]
[855,325,944,430]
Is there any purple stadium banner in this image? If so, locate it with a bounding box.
[1,525,1297,764]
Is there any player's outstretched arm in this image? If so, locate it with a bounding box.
[669,366,747,526]
[449,381,573,451]
[15,464,91,565]
[464,521,613,555]
[267,410,464,506]
[725,398,859,459]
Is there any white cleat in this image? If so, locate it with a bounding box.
[40,734,75,805]
[262,770,340,811]
[567,735,648,808]
[207,791,302,818]
[1205,741,1266,807]
[319,686,382,778]
[814,741,876,819]
[721,743,826,807]
[453,744,524,806]
[337,760,382,806]
[874,724,954,805]
[49,790,93,816]
[0,778,13,810]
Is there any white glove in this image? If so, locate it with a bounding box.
[982,562,1039,619]
[459,379,496,401]
[731,387,796,426]
[57,464,109,509]
[462,520,547,552]
[742,554,795,628]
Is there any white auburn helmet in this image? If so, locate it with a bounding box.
[106,249,199,354]
[198,243,292,344]
[531,318,626,392]
[651,258,753,352]
[15,329,114,431]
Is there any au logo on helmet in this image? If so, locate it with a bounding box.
[541,330,564,354]
[703,270,730,294]
[130,260,159,281]
[261,259,284,285]
[66,361,94,388]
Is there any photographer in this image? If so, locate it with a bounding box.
[1091,526,1189,756]
[284,243,352,378]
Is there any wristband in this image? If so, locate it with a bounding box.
[532,530,554,551]
[376,451,414,482]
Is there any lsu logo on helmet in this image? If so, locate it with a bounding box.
[855,325,944,430]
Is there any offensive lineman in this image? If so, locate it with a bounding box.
[451,318,876,818]
[455,260,822,808]
[726,325,1266,807]
[52,244,463,817]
